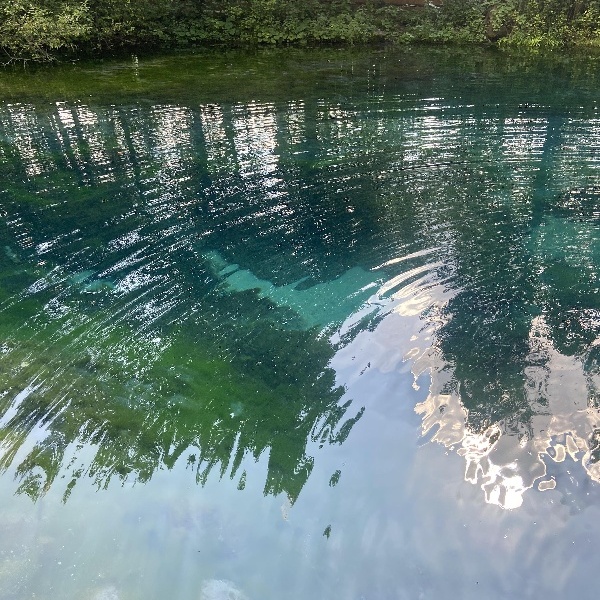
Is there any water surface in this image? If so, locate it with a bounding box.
[1,47,600,599]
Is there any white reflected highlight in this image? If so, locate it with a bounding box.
[334,251,600,510]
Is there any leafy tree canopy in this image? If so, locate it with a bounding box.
[1,0,600,63]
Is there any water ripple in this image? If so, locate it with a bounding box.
[0,77,599,512]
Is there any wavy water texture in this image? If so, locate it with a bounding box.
[337,205,600,509]
[0,72,599,513]
[333,255,596,509]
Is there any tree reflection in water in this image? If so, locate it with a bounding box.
[343,109,600,508]
[0,98,378,504]
[0,61,599,510]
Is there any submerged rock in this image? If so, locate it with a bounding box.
[202,249,378,330]
[66,270,115,294]
[91,585,120,600]
[69,270,96,285]
[4,245,20,263]
[199,579,248,600]
[81,279,116,294]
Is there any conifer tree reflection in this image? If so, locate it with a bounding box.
[401,109,600,503]
[0,99,377,504]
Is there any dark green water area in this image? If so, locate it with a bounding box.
[1,46,600,599]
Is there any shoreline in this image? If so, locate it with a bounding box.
[2,1,600,65]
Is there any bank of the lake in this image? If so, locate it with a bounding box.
[2,0,600,64]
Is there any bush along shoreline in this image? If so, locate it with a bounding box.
[2,0,600,63]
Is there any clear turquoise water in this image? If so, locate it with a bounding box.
[0,48,600,599]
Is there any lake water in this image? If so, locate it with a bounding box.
[0,47,600,599]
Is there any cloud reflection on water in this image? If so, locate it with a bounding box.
[338,221,600,509]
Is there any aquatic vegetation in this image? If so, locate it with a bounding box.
[0,46,599,600]
[0,282,361,503]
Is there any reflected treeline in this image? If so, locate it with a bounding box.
[361,102,600,508]
[0,97,389,503]
[1,79,600,508]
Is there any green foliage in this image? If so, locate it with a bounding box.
[3,0,600,61]
[0,0,91,62]
[85,0,199,49]
[489,0,600,48]
[190,0,384,46]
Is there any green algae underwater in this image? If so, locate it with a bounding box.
[1,47,600,599]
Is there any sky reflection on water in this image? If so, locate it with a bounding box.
[0,48,600,598]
